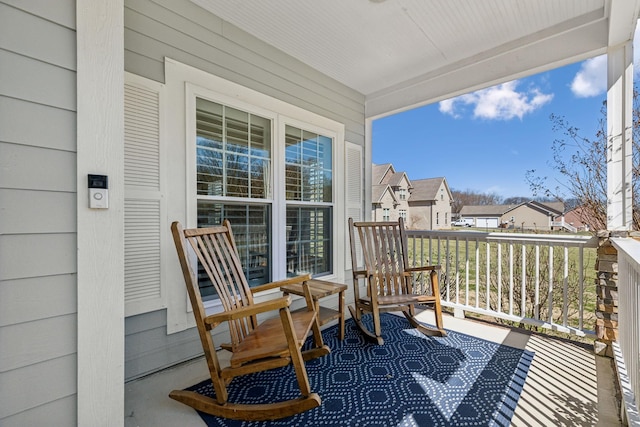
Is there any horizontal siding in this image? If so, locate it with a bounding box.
[0,189,76,234]
[0,50,76,111]
[0,2,76,70]
[1,395,76,427]
[125,310,201,380]
[0,1,78,424]
[0,234,76,281]
[0,96,76,151]
[0,275,77,327]
[0,314,76,372]
[0,143,77,192]
[123,0,365,380]
[2,0,76,29]
[0,354,77,420]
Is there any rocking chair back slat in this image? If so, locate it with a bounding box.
[186,221,256,345]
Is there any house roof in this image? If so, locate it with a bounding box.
[372,163,393,185]
[371,184,398,205]
[503,200,564,216]
[193,0,640,118]
[460,205,514,216]
[409,177,450,202]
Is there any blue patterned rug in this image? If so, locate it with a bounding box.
[186,314,533,426]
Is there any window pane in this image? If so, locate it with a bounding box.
[196,98,271,198]
[285,125,332,202]
[286,206,332,277]
[197,201,271,298]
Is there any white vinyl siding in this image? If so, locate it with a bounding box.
[124,73,166,316]
[0,1,78,425]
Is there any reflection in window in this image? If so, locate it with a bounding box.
[286,206,332,277]
[196,98,271,199]
[285,125,332,202]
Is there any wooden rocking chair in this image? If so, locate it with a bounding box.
[170,221,330,421]
[348,218,446,345]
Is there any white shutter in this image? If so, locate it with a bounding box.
[345,141,363,268]
[124,74,166,316]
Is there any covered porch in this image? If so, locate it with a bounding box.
[73,0,640,426]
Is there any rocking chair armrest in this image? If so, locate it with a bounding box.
[250,274,313,294]
[353,269,368,279]
[405,265,441,273]
[204,296,292,326]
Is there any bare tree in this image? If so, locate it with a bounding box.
[527,89,640,231]
[451,189,502,214]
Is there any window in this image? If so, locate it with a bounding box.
[399,209,407,219]
[383,208,390,221]
[166,60,346,332]
[193,97,336,297]
[195,98,272,296]
[436,212,439,225]
[445,212,448,224]
[285,125,333,277]
[399,188,406,200]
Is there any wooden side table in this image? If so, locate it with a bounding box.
[281,279,347,340]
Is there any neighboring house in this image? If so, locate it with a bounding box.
[371,164,452,229]
[1,1,635,426]
[459,205,513,228]
[502,201,564,231]
[371,163,412,222]
[407,177,453,230]
[554,206,601,232]
[459,201,565,230]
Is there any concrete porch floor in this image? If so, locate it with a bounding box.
[125,311,621,426]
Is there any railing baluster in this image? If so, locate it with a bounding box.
[535,244,540,320]
[476,238,480,309]
[548,245,554,324]
[486,241,490,311]
[465,238,470,306]
[456,237,460,305]
[563,245,569,327]
[509,242,514,316]
[497,242,502,314]
[521,243,526,318]
[578,245,584,330]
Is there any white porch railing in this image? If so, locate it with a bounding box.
[611,237,640,425]
[405,229,599,337]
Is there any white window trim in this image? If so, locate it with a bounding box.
[165,58,345,333]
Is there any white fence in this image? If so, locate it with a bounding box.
[405,229,599,337]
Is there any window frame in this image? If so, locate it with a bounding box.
[181,79,344,314]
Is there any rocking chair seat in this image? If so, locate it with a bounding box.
[229,308,317,366]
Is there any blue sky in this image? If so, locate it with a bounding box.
[372,29,640,199]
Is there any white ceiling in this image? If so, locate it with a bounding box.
[193,0,640,117]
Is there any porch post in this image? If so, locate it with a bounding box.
[76,1,125,426]
[606,41,634,231]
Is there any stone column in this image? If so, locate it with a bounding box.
[594,231,620,358]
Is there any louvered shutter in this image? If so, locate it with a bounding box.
[124,74,166,316]
[345,141,363,268]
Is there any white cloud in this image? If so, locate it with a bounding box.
[570,20,640,98]
[570,55,606,98]
[438,81,553,120]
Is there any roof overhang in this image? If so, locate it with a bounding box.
[192,0,640,119]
